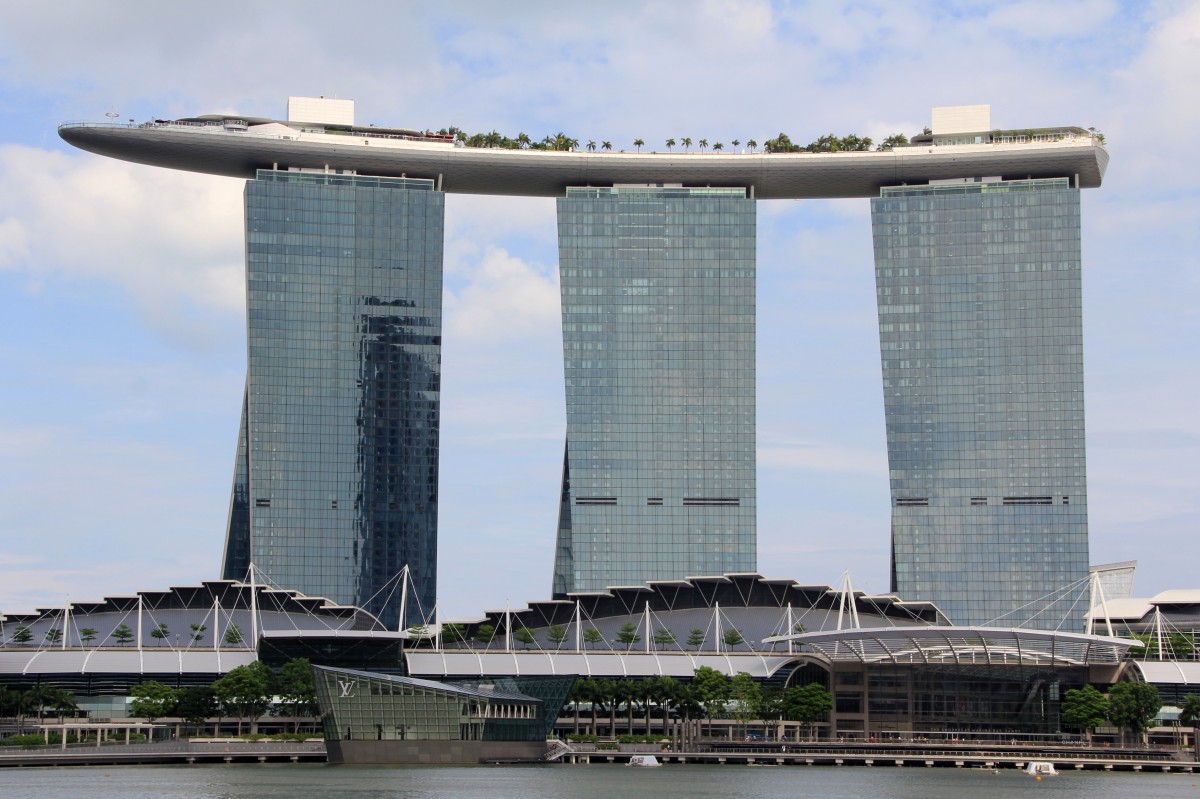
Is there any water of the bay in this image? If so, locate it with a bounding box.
[0,763,1196,799]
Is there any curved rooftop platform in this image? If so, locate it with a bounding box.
[59,120,1108,199]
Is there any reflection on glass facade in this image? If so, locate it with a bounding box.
[222,170,443,630]
[314,666,545,743]
[871,179,1089,629]
[553,187,756,595]
[864,664,1084,734]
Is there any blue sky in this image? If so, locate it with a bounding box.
[0,1,1197,619]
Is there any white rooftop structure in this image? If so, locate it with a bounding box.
[287,95,354,126]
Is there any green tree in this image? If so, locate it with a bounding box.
[729,672,762,738]
[129,681,178,723]
[189,623,207,643]
[213,662,274,735]
[568,677,596,734]
[44,628,63,645]
[11,627,33,645]
[698,138,708,151]
[614,679,637,733]
[78,627,99,645]
[276,658,318,731]
[546,624,569,648]
[1170,633,1196,659]
[475,623,496,645]
[665,137,676,151]
[692,666,730,738]
[111,624,134,646]
[441,623,468,646]
[878,133,910,150]
[712,142,724,152]
[223,625,245,646]
[783,683,832,741]
[760,686,784,729]
[653,628,677,649]
[764,133,796,153]
[513,626,536,648]
[633,138,644,152]
[516,132,531,149]
[616,622,641,647]
[1108,682,1163,745]
[687,629,706,650]
[654,675,684,736]
[150,623,170,645]
[0,686,32,728]
[601,141,612,152]
[1180,693,1200,761]
[1061,684,1108,741]
[722,628,745,648]
[583,628,604,649]
[587,140,596,152]
[747,139,758,152]
[731,139,740,149]
[49,688,78,722]
[176,686,219,736]
[681,137,692,151]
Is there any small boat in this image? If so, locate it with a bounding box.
[626,755,662,767]
[1025,761,1058,776]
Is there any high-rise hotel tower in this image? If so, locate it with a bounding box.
[553,187,757,595]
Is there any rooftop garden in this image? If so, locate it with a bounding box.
[437,127,918,153]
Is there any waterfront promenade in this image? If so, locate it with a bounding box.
[552,741,1199,773]
[2,737,1195,773]
[0,739,326,768]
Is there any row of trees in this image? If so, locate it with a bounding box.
[1062,683,1200,745]
[4,623,246,648]
[761,132,912,153]
[0,685,79,731]
[566,668,832,741]
[438,128,914,154]
[127,658,317,734]
[431,621,787,651]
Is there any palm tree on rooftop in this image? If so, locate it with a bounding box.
[601,141,612,152]
[633,138,644,152]
[682,137,692,152]
[666,138,676,152]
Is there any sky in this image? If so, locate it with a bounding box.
[0,1,1197,620]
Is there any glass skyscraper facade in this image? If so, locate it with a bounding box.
[871,178,1089,629]
[552,186,756,595]
[222,170,444,629]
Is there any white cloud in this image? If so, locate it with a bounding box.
[986,0,1119,38]
[0,146,244,345]
[444,245,560,343]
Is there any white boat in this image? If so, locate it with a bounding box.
[626,755,662,767]
[1025,761,1058,776]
